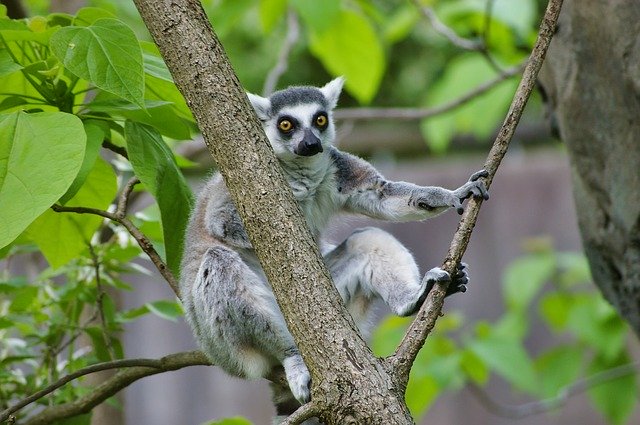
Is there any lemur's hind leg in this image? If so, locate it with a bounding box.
[189,246,311,404]
[324,227,470,320]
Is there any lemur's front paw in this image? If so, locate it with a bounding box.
[452,169,490,214]
[283,355,311,404]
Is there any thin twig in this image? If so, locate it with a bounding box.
[390,0,564,389]
[0,351,210,424]
[51,205,180,297]
[334,61,524,121]
[414,0,482,51]
[281,401,321,425]
[88,243,116,360]
[468,362,639,419]
[262,10,300,96]
[116,176,140,218]
[102,141,128,159]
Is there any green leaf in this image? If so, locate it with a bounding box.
[535,345,583,398]
[146,300,183,322]
[0,95,28,112]
[259,0,287,33]
[421,54,518,153]
[371,316,412,357]
[27,157,117,268]
[50,18,144,107]
[59,120,106,204]
[460,348,489,385]
[124,121,194,276]
[0,111,85,249]
[309,10,385,104]
[291,0,340,33]
[73,7,117,26]
[503,253,555,312]
[405,375,439,419]
[0,48,22,77]
[567,295,628,362]
[9,285,38,312]
[203,417,253,425]
[469,334,538,394]
[88,96,191,140]
[539,292,572,331]
[587,353,638,425]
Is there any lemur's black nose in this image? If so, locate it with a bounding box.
[296,129,323,156]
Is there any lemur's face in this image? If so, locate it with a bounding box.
[247,78,344,160]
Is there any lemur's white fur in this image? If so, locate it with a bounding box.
[180,78,488,419]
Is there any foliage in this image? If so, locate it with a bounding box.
[372,242,639,425]
[0,5,190,422]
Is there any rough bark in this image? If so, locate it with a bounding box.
[131,0,412,423]
[539,0,640,336]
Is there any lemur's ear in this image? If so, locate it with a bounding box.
[247,92,271,121]
[320,76,345,110]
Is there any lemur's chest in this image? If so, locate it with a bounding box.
[283,161,341,236]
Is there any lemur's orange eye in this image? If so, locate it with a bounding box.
[278,119,293,132]
[316,114,328,127]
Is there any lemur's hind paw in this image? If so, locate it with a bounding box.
[446,262,469,296]
[283,355,311,404]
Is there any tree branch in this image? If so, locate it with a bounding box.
[467,362,639,419]
[334,61,523,121]
[413,0,482,51]
[0,351,210,424]
[281,401,321,425]
[51,201,179,298]
[389,0,564,388]
[262,9,300,96]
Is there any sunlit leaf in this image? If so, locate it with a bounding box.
[259,0,287,33]
[27,158,117,268]
[0,111,85,249]
[309,10,385,104]
[50,18,144,107]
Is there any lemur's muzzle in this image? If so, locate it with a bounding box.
[296,129,323,157]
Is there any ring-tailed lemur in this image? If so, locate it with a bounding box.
[180,77,489,419]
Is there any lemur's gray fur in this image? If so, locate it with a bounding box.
[180,78,489,421]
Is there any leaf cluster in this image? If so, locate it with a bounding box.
[0,6,190,422]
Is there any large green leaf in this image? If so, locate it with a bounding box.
[59,120,106,204]
[50,18,144,107]
[309,10,385,104]
[88,96,191,140]
[26,157,117,268]
[0,111,85,248]
[291,0,340,33]
[124,121,194,276]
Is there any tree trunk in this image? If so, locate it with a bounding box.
[539,0,640,335]
[132,0,412,423]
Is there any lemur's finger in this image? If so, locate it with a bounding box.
[469,169,489,181]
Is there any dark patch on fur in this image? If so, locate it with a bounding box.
[270,86,327,113]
